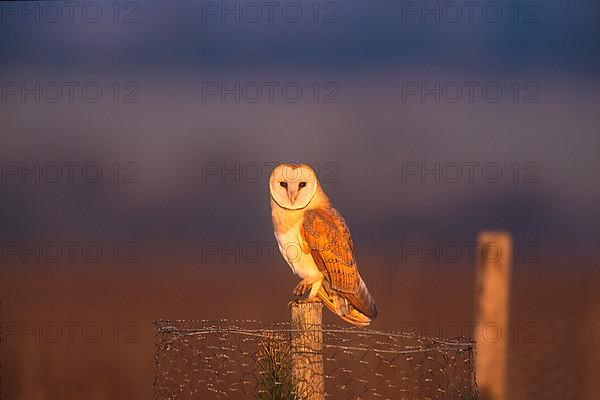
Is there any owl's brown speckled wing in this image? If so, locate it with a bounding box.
[302,207,377,320]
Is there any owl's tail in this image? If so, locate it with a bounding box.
[317,278,378,327]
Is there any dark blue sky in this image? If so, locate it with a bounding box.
[0,0,598,73]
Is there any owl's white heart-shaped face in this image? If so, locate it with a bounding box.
[269,164,318,210]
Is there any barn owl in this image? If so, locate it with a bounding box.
[269,163,378,327]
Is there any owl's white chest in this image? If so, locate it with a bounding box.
[274,223,320,280]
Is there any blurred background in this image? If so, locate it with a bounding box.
[0,0,599,398]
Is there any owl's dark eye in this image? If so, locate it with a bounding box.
[299,182,307,188]
[280,181,288,188]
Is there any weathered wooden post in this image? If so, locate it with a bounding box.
[290,300,324,400]
[475,231,512,400]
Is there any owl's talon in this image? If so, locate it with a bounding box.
[293,280,310,296]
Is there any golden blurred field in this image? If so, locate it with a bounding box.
[1,246,597,399]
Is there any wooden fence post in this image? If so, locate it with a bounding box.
[475,231,512,400]
[290,300,324,400]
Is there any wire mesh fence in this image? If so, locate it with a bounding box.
[153,319,478,400]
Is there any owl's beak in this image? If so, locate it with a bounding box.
[288,189,298,204]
